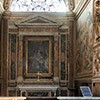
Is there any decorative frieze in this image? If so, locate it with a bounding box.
[92,0,100,96]
[94,0,100,42]
[93,44,100,76]
[19,28,58,33]
[93,0,100,77]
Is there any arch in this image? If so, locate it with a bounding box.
[9,0,69,12]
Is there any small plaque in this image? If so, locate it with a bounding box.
[80,86,92,97]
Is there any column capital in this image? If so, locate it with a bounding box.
[3,11,11,19]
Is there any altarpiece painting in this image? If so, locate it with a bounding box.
[25,37,52,76]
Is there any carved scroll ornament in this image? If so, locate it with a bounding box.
[94,0,100,42]
[93,47,100,76]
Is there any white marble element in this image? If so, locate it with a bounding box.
[17,85,58,96]
[57,96,100,100]
[0,97,26,100]
[17,85,58,91]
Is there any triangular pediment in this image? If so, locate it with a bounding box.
[22,16,56,23]
[15,14,63,27]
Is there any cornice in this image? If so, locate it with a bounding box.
[14,14,64,29]
[74,0,91,20]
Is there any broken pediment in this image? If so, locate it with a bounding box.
[15,15,63,27]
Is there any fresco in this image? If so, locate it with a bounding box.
[75,0,94,76]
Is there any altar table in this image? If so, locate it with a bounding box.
[17,85,58,97]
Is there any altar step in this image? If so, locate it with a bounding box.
[26,97,57,100]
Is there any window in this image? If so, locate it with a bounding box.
[10,0,68,12]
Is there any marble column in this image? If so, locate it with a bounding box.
[17,35,23,84]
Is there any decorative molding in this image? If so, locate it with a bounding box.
[15,15,63,28]
[74,71,92,79]
[74,0,91,20]
[94,0,100,42]
[93,0,100,78]
[74,75,92,80]
[93,44,100,77]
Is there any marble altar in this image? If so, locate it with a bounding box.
[17,85,58,97]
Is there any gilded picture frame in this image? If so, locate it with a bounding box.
[25,37,52,77]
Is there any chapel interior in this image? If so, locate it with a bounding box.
[0,0,100,98]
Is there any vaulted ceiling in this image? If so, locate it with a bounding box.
[0,0,81,13]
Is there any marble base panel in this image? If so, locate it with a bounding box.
[57,96,100,100]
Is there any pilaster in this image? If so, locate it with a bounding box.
[54,34,59,83]
[2,11,11,96]
[92,0,100,96]
[17,35,23,84]
[67,11,75,96]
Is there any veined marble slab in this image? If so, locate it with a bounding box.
[17,85,58,96]
[57,96,100,100]
[17,85,58,91]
